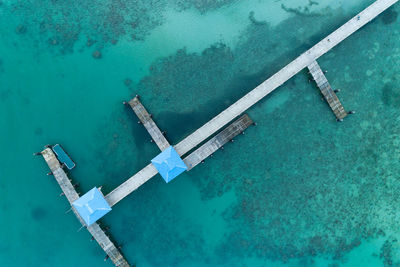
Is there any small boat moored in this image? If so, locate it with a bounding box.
[51,144,76,170]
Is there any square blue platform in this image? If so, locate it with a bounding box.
[151,146,187,183]
[72,187,112,226]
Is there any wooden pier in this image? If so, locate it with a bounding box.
[106,0,399,207]
[105,114,253,206]
[128,96,170,151]
[39,1,399,265]
[106,163,158,206]
[173,0,398,156]
[184,114,253,170]
[41,148,129,267]
[308,60,347,120]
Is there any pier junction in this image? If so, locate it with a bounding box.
[36,0,399,265]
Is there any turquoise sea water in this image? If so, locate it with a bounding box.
[1,0,400,266]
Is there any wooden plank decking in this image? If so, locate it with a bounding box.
[184,114,253,170]
[105,0,399,207]
[106,115,253,206]
[41,148,129,267]
[308,60,347,120]
[128,96,170,151]
[106,163,158,206]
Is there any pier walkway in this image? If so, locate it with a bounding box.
[308,60,347,120]
[41,148,129,267]
[184,114,253,170]
[105,114,254,206]
[106,164,158,206]
[128,96,170,151]
[173,0,397,157]
[105,0,398,207]
[38,1,399,265]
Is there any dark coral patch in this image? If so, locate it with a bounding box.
[8,0,238,55]
[124,78,133,87]
[15,24,27,34]
[34,127,43,136]
[382,82,400,108]
[381,7,398,25]
[92,50,102,59]
[31,207,47,220]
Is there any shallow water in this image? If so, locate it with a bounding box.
[1,0,400,266]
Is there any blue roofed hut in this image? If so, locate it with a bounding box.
[72,187,112,226]
[151,146,187,183]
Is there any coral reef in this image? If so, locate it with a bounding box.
[381,7,398,25]
[122,4,400,263]
[8,0,239,55]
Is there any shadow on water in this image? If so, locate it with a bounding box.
[381,6,398,25]
[90,105,162,192]
[122,105,153,151]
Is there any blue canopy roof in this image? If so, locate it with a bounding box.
[151,146,187,183]
[72,187,111,226]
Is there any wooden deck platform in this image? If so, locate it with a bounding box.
[41,148,129,267]
[184,114,253,170]
[128,96,170,151]
[307,60,347,120]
